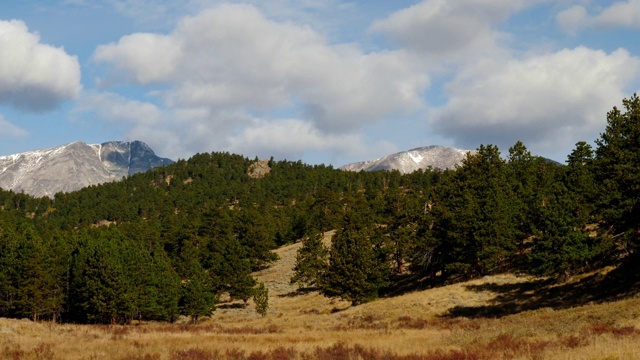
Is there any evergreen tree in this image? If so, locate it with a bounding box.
[434,145,517,276]
[525,171,610,276]
[507,141,538,248]
[15,225,65,321]
[594,93,640,244]
[68,232,132,324]
[0,223,20,317]
[309,187,342,235]
[181,266,217,323]
[565,141,598,225]
[290,232,328,289]
[253,282,269,317]
[382,188,422,274]
[321,196,389,305]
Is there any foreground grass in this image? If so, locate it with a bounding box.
[2,298,640,360]
[2,239,639,359]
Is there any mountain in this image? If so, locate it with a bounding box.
[0,141,173,198]
[340,145,473,174]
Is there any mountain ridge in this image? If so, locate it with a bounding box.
[0,140,173,198]
[340,145,474,174]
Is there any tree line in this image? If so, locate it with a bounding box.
[0,94,638,320]
[291,94,640,305]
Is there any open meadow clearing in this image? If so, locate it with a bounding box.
[2,237,640,360]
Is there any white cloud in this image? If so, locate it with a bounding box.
[370,0,537,65]
[72,91,185,157]
[80,0,356,32]
[594,0,640,28]
[73,90,394,163]
[0,20,81,112]
[94,33,181,85]
[0,114,28,137]
[556,1,640,34]
[431,47,640,158]
[227,118,359,158]
[91,4,428,159]
[226,118,398,165]
[556,5,588,35]
[75,91,165,126]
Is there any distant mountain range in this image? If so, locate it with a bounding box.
[0,141,173,198]
[0,142,472,197]
[340,145,473,174]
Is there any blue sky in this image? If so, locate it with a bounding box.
[1,1,639,166]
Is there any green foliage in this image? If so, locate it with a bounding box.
[180,267,217,323]
[565,141,598,225]
[253,282,269,317]
[67,228,182,324]
[321,196,390,305]
[594,93,640,242]
[432,145,517,276]
[1,93,639,319]
[290,232,328,289]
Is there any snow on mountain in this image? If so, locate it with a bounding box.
[0,141,173,198]
[340,145,474,174]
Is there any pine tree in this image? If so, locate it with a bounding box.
[594,93,640,242]
[180,267,217,323]
[290,232,328,289]
[15,225,65,322]
[253,282,269,317]
[0,223,20,317]
[68,232,132,324]
[320,196,389,305]
[565,141,598,225]
[434,145,517,276]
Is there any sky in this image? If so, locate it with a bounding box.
[1,1,639,166]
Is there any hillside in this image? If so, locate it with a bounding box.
[1,235,639,359]
[0,94,638,359]
[340,145,472,173]
[0,140,173,197]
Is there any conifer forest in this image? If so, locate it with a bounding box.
[1,94,639,324]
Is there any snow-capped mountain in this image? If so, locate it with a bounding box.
[0,141,173,198]
[340,145,474,174]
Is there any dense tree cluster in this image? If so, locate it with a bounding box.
[291,94,640,304]
[0,95,638,320]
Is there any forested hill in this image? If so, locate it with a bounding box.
[1,94,639,324]
[0,150,443,323]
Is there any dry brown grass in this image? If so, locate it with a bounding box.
[2,233,640,359]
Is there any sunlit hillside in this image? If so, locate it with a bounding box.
[2,233,639,360]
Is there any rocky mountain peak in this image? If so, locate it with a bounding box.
[0,141,173,198]
[340,145,474,174]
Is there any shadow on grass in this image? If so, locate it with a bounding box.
[278,287,318,298]
[217,303,247,309]
[444,253,640,318]
[382,272,444,298]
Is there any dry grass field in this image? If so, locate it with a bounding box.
[2,233,640,359]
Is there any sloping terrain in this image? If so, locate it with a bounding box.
[0,140,173,197]
[340,145,473,173]
[1,235,639,359]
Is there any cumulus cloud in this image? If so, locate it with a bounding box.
[0,115,28,137]
[226,118,373,161]
[77,0,355,32]
[431,47,640,158]
[92,4,427,160]
[72,91,186,157]
[556,5,589,35]
[594,0,640,28]
[556,1,640,34]
[369,0,538,64]
[74,90,393,163]
[0,20,81,112]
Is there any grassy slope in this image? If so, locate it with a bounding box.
[1,234,640,359]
